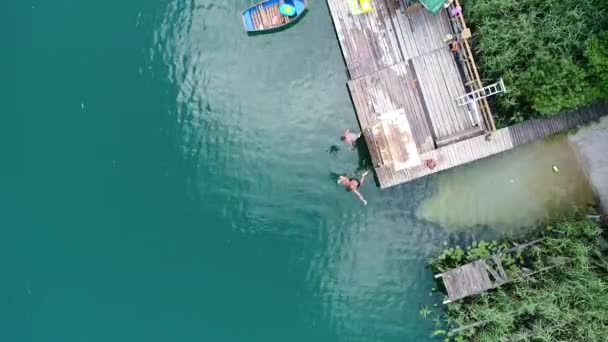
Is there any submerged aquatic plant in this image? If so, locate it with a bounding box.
[419,306,432,319]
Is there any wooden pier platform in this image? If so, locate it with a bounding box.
[377,103,607,188]
[326,0,605,188]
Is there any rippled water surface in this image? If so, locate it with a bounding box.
[3,1,594,342]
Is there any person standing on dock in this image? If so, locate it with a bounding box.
[338,171,369,205]
[340,129,361,146]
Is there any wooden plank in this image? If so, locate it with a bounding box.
[442,260,493,301]
[483,261,504,284]
[492,255,508,281]
[511,125,523,146]
[428,50,462,134]
[412,55,450,138]
[432,48,468,133]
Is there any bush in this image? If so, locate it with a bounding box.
[585,32,608,98]
[514,54,594,116]
[464,0,608,122]
[429,213,608,341]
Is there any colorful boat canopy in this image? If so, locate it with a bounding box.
[280,4,296,16]
[419,0,448,14]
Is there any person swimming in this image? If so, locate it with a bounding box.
[340,129,361,146]
[338,171,369,205]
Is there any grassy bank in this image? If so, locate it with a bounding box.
[463,0,608,125]
[428,212,608,341]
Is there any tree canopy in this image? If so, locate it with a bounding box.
[429,213,608,341]
[464,0,608,124]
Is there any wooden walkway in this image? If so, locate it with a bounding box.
[377,103,607,188]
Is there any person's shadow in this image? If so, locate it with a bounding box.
[328,137,373,181]
[327,144,340,156]
[353,137,373,174]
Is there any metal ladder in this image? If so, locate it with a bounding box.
[455,78,506,106]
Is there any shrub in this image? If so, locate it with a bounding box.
[464,0,608,122]
[585,32,608,98]
[429,213,608,341]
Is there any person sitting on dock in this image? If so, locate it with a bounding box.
[341,129,361,146]
[449,38,460,54]
[338,171,369,205]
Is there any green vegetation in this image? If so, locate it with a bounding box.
[464,0,608,124]
[428,213,608,341]
[586,32,608,97]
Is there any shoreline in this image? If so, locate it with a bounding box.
[569,115,608,214]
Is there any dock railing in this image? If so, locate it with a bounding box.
[447,0,496,132]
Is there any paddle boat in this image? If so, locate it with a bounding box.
[241,0,307,33]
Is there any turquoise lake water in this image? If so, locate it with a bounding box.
[2,1,594,341]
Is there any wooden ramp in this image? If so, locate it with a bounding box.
[435,239,543,304]
[326,0,404,79]
[438,260,493,303]
[348,62,435,153]
[384,0,454,61]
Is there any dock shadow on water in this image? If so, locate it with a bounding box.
[416,135,595,233]
[327,138,373,176]
[354,137,373,173]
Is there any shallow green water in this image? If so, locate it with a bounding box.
[2,1,595,341]
[418,136,595,232]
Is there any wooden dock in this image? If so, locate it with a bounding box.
[326,0,605,188]
[435,239,543,303]
[377,103,607,188]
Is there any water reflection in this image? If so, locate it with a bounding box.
[417,136,594,232]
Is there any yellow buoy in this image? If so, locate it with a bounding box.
[552,165,559,173]
[359,0,374,12]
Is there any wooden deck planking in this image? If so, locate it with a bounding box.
[375,0,404,63]
[348,62,435,153]
[431,48,470,134]
[411,49,472,139]
[429,50,462,134]
[377,104,606,188]
[387,2,453,60]
[326,0,403,79]
[440,260,493,302]
[410,56,444,137]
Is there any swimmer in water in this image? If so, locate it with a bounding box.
[338,171,369,205]
[340,129,361,146]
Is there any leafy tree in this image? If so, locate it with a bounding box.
[464,0,608,122]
